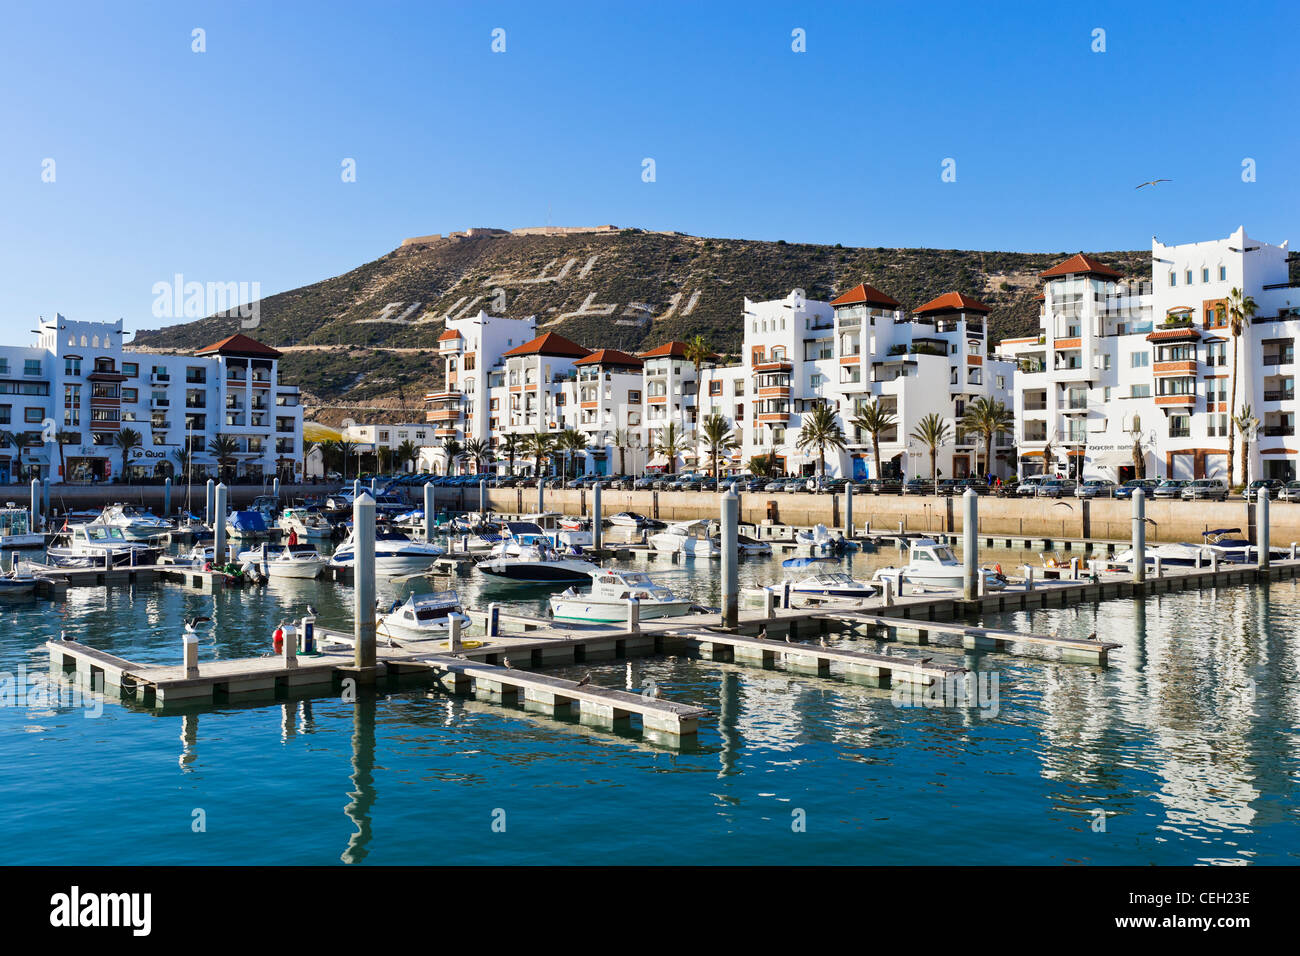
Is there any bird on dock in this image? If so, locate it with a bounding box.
[1087,631,1098,641]
[758,627,767,641]
[577,672,591,687]
[819,636,827,648]
[784,633,792,644]
[502,656,514,669]
[306,604,317,617]
[920,657,934,665]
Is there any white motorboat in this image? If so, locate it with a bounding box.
[84,504,172,541]
[1111,528,1288,567]
[525,512,593,549]
[0,559,38,595]
[549,569,695,622]
[0,508,44,548]
[608,512,653,529]
[795,523,842,554]
[650,519,720,557]
[786,570,878,598]
[735,533,772,556]
[239,543,329,579]
[872,538,1007,591]
[329,527,445,575]
[278,507,333,540]
[46,525,163,568]
[477,537,597,585]
[376,591,470,642]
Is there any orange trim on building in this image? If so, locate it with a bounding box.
[1153,361,1198,376]
[967,355,983,366]
[1055,337,1081,349]
[1154,395,1196,406]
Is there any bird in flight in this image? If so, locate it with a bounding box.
[577,672,591,687]
[1136,179,1171,189]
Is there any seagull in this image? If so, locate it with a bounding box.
[784,633,792,644]
[920,657,934,665]
[1136,179,1171,189]
[1087,631,1098,642]
[819,636,827,647]
[306,604,317,617]
[577,672,591,687]
[502,656,514,669]
[183,616,212,633]
[757,627,767,641]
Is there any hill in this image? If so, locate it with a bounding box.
[130,228,1151,418]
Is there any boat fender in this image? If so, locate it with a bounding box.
[272,626,284,654]
[995,563,1002,576]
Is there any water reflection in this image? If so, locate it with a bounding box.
[341,691,377,865]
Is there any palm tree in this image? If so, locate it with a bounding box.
[207,433,238,482]
[748,453,776,478]
[699,413,737,480]
[171,446,190,485]
[959,397,1014,480]
[463,438,490,475]
[910,413,951,491]
[850,400,897,483]
[54,429,75,483]
[115,427,142,483]
[523,431,554,479]
[795,402,847,485]
[441,437,463,476]
[1129,415,1145,479]
[500,432,522,477]
[653,422,689,476]
[1225,287,1258,489]
[337,440,356,481]
[611,428,632,476]
[1234,405,1259,487]
[684,335,714,413]
[395,439,418,473]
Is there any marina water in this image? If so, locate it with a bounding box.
[2,535,1297,865]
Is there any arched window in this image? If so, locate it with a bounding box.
[771,346,786,361]
[92,335,99,348]
[80,335,87,347]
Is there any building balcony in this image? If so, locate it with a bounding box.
[1263,425,1295,437]
[1154,395,1196,407]
[1263,352,1295,366]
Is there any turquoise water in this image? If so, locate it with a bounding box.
[1,534,1297,865]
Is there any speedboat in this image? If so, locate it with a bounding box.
[608,512,653,529]
[549,569,695,622]
[872,538,1007,591]
[650,519,720,557]
[787,570,878,598]
[329,527,445,575]
[735,533,772,556]
[1111,528,1288,567]
[238,543,329,579]
[477,539,596,585]
[84,504,173,541]
[376,591,470,642]
[227,510,272,539]
[278,507,332,540]
[45,525,163,568]
[0,508,44,548]
[795,524,843,555]
[0,559,38,595]
[523,512,592,549]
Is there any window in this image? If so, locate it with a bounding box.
[0,360,7,375]
[490,398,499,411]
[968,340,979,355]
[23,360,41,376]
[123,362,138,378]
[0,406,9,425]
[64,357,81,376]
[1186,270,1193,285]
[733,380,745,396]
[1169,273,1177,287]
[1131,352,1150,368]
[1130,384,1151,398]
[996,375,1005,389]
[709,381,722,396]
[1202,268,1210,283]
[628,390,641,404]
[1103,386,1111,402]
[122,388,138,403]
[1219,266,1227,281]
[24,407,43,423]
[1169,414,1191,438]
[1206,342,1226,366]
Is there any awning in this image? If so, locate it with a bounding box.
[1090,449,1133,468]
[648,455,669,467]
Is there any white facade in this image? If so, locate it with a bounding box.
[0,316,302,484]
[998,227,1299,483]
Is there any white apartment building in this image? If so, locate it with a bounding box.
[732,287,1015,479]
[0,316,302,484]
[998,227,1300,483]
[341,421,434,470]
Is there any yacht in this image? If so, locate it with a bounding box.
[84,504,172,541]
[795,524,846,554]
[650,519,720,557]
[786,570,879,599]
[1111,528,1289,567]
[376,591,470,642]
[238,542,329,579]
[278,507,333,540]
[872,538,1007,591]
[549,569,694,622]
[46,526,163,568]
[608,512,653,529]
[524,512,593,549]
[476,535,596,585]
[328,527,444,575]
[227,510,272,539]
[0,508,44,549]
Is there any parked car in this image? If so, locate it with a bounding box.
[1036,478,1077,498]
[1113,478,1159,500]
[901,477,934,495]
[807,476,849,493]
[866,478,902,495]
[935,478,963,496]
[1152,479,1190,499]
[954,477,988,495]
[1181,478,1229,501]
[1243,478,1284,500]
[1281,480,1300,503]
[1016,475,1046,497]
[1075,478,1116,499]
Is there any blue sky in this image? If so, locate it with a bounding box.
[1,0,1296,339]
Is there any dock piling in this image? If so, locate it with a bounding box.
[282,622,298,669]
[628,596,640,633]
[205,479,214,527]
[763,588,776,619]
[424,481,436,541]
[42,478,49,527]
[1025,566,1035,591]
[213,482,228,570]
[593,481,603,553]
[448,614,462,652]
[488,603,500,638]
[962,489,977,601]
[537,478,545,514]
[1258,493,1271,569]
[720,488,739,628]
[1154,555,1163,579]
[272,477,280,501]
[354,492,377,670]
[479,479,487,518]
[183,632,199,678]
[845,483,853,538]
[881,575,895,607]
[164,477,172,516]
[1132,489,1146,585]
[29,479,39,532]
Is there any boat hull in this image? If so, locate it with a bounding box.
[549,597,694,622]
[478,560,595,585]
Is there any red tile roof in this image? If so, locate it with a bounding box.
[194,333,282,359]
[437,329,462,342]
[913,292,991,315]
[574,348,643,368]
[501,332,591,359]
[1040,254,1123,280]
[1146,327,1201,342]
[639,341,689,359]
[830,283,901,308]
